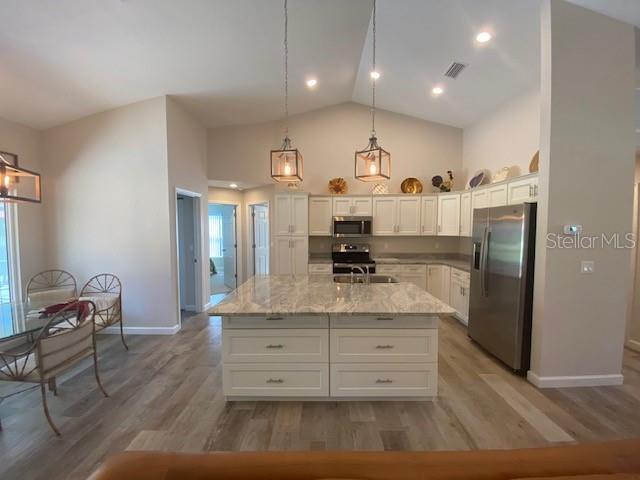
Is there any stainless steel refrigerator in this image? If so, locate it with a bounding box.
[468,203,536,374]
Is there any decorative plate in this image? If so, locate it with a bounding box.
[492,166,514,183]
[372,183,389,195]
[529,151,539,173]
[400,177,423,194]
[328,177,347,194]
[467,170,486,189]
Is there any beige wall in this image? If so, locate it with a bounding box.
[166,97,209,312]
[207,102,463,195]
[463,89,540,184]
[43,97,178,330]
[530,0,635,386]
[0,117,45,292]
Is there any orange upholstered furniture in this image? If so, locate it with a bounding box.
[88,439,640,480]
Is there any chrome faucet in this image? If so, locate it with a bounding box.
[350,265,370,284]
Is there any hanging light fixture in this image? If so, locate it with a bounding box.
[355,0,390,182]
[271,0,303,183]
[0,151,41,203]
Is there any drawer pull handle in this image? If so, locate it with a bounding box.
[266,316,284,321]
[375,317,394,321]
[375,345,394,349]
[266,344,284,349]
[375,378,393,384]
[266,378,284,384]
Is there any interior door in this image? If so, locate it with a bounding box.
[253,204,269,275]
[222,206,237,289]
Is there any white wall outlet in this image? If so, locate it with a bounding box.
[563,224,582,235]
[580,260,594,274]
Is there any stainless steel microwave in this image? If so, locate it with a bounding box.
[332,216,373,238]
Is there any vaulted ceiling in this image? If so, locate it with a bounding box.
[0,0,636,131]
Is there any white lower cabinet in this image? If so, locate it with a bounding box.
[449,268,470,325]
[222,314,438,399]
[330,363,437,398]
[376,264,427,290]
[223,363,329,397]
[426,265,451,304]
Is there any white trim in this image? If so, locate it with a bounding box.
[626,338,640,352]
[99,324,181,335]
[527,370,624,388]
[246,200,270,278]
[6,202,22,303]
[203,301,213,311]
[208,200,242,287]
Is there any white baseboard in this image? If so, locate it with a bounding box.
[626,339,640,353]
[527,370,624,388]
[99,324,181,336]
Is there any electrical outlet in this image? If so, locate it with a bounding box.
[580,260,594,274]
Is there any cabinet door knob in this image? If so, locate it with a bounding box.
[266,378,284,384]
[375,344,394,349]
[266,344,284,349]
[375,378,393,384]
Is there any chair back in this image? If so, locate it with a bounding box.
[36,301,96,380]
[26,270,77,310]
[80,274,122,321]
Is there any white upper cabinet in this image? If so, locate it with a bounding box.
[437,194,460,236]
[308,197,332,236]
[459,192,472,237]
[420,196,438,236]
[471,189,488,212]
[396,197,421,235]
[508,176,539,204]
[332,196,372,216]
[373,196,420,236]
[275,193,308,236]
[372,197,397,236]
[488,184,508,207]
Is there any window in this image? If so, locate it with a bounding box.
[0,202,19,337]
[209,212,223,258]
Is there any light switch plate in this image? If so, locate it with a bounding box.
[580,260,594,274]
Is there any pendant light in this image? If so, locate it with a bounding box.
[355,0,390,182]
[271,0,303,183]
[0,151,41,203]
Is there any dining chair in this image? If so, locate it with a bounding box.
[0,301,108,435]
[26,269,77,310]
[79,274,127,350]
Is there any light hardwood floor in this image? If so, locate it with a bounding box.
[0,313,639,480]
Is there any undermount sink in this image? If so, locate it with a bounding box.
[333,274,399,284]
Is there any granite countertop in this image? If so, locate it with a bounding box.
[308,253,471,272]
[209,275,455,317]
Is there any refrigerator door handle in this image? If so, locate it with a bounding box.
[480,227,490,297]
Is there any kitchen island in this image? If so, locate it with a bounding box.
[209,275,455,400]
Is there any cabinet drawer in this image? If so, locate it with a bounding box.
[223,329,329,363]
[330,363,437,397]
[222,315,328,329]
[450,268,470,284]
[308,263,332,274]
[330,329,437,363]
[330,315,439,329]
[376,264,401,274]
[399,264,426,274]
[223,363,328,397]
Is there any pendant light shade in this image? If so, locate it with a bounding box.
[271,0,303,183]
[356,0,390,182]
[0,152,41,203]
[271,136,303,182]
[355,135,390,182]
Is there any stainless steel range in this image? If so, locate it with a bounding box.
[332,243,376,274]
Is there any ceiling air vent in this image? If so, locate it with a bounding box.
[444,62,467,79]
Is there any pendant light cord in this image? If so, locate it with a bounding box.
[284,0,289,138]
[371,0,376,137]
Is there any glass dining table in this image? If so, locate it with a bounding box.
[0,300,79,346]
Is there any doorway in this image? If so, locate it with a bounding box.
[249,203,269,276]
[175,190,203,323]
[208,203,237,301]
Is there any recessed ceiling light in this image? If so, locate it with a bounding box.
[306,78,317,88]
[476,31,492,43]
[229,183,238,189]
[370,71,380,80]
[432,86,444,96]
